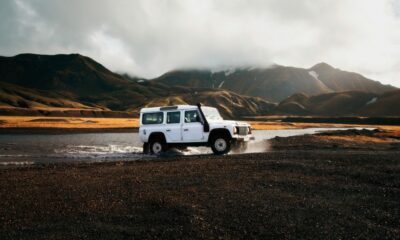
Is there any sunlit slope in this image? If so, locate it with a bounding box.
[0,82,99,110]
[139,89,276,119]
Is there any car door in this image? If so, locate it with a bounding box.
[165,111,182,142]
[182,110,204,142]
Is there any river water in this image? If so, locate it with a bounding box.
[0,128,366,165]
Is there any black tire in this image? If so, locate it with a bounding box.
[149,137,167,155]
[211,135,231,155]
[143,143,150,154]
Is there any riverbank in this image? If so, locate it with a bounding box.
[1,128,399,239]
[271,128,400,151]
[1,150,399,239]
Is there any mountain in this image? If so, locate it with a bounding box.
[0,54,274,118]
[153,64,396,102]
[0,81,123,117]
[0,53,398,118]
[0,54,188,111]
[0,81,99,110]
[139,89,276,119]
[275,90,400,117]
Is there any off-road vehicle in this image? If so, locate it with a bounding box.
[139,104,254,155]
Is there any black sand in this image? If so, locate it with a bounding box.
[1,149,399,239]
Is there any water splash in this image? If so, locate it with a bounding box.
[54,144,143,159]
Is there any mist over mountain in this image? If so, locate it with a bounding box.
[0,53,398,118]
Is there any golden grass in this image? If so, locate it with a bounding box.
[0,116,139,129]
[249,121,400,134]
[249,121,360,130]
[0,116,399,135]
[378,126,400,137]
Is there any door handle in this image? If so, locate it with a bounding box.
[183,129,189,131]
[166,129,171,132]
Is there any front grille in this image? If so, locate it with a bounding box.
[237,126,248,136]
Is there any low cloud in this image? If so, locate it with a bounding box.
[0,0,399,86]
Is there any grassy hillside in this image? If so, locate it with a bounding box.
[0,82,101,110]
[275,90,400,116]
[138,89,276,119]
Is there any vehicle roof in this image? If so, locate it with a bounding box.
[140,105,200,113]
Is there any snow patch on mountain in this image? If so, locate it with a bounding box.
[218,81,225,88]
[366,97,378,105]
[308,70,332,92]
[308,71,320,80]
[224,68,235,76]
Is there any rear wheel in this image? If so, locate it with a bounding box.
[211,135,231,155]
[149,138,167,155]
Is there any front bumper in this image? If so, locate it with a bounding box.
[232,134,255,142]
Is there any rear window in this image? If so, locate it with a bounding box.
[142,112,163,125]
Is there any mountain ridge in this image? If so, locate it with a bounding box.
[0,53,398,118]
[153,64,396,102]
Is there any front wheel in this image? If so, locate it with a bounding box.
[211,136,231,155]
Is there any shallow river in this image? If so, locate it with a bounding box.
[0,127,366,165]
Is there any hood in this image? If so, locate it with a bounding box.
[208,120,250,126]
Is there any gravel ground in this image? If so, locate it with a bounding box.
[0,149,399,239]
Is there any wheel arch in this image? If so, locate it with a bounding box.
[208,128,232,143]
[148,132,166,143]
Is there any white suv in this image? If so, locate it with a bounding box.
[139,104,254,155]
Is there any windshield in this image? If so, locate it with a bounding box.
[201,107,223,121]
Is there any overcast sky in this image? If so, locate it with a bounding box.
[1,0,399,87]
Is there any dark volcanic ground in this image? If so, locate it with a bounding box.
[0,149,399,240]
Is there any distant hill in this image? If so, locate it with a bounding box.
[275,90,400,117]
[139,89,276,119]
[154,64,396,102]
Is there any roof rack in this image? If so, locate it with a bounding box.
[159,106,178,111]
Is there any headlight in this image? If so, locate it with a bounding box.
[233,126,238,134]
[248,126,252,134]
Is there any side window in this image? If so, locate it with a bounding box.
[167,111,181,124]
[142,112,163,125]
[184,110,201,123]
